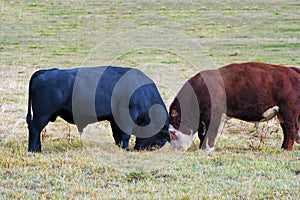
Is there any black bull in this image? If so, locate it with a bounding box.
[27,66,170,152]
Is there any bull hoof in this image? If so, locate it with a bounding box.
[28,148,41,153]
[123,147,130,151]
[206,144,215,153]
[281,145,292,151]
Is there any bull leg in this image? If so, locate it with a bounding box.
[28,115,50,152]
[276,114,287,149]
[198,121,206,149]
[280,122,287,149]
[281,123,296,151]
[206,114,223,152]
[280,112,298,151]
[110,120,130,151]
[200,136,207,150]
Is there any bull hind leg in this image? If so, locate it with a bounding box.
[280,122,287,149]
[280,111,298,151]
[281,122,297,151]
[28,115,51,152]
[276,114,288,149]
[110,120,131,151]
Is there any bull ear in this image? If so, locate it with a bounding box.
[171,109,179,117]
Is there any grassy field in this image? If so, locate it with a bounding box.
[1,0,300,199]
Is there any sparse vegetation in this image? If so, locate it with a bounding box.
[1,0,300,199]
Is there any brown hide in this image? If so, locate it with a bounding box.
[169,62,300,150]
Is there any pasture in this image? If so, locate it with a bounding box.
[1,0,300,199]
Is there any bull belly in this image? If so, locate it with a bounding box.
[226,105,278,122]
[57,109,75,124]
[227,113,262,122]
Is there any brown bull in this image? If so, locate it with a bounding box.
[169,62,300,151]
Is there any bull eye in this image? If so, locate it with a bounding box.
[170,131,177,140]
[171,109,179,117]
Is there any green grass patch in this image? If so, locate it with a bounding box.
[161,60,180,64]
[261,43,300,49]
[38,29,55,37]
[279,27,300,32]
[54,8,88,16]
[28,3,45,7]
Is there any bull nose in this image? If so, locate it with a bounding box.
[170,131,176,140]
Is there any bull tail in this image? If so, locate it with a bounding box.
[26,89,32,125]
[26,74,34,125]
[26,70,45,125]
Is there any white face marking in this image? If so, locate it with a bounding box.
[169,125,193,150]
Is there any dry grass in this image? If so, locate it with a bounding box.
[1,0,300,199]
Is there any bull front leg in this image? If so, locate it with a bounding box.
[198,121,207,149]
[202,106,225,152]
[206,117,222,152]
[110,120,130,151]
